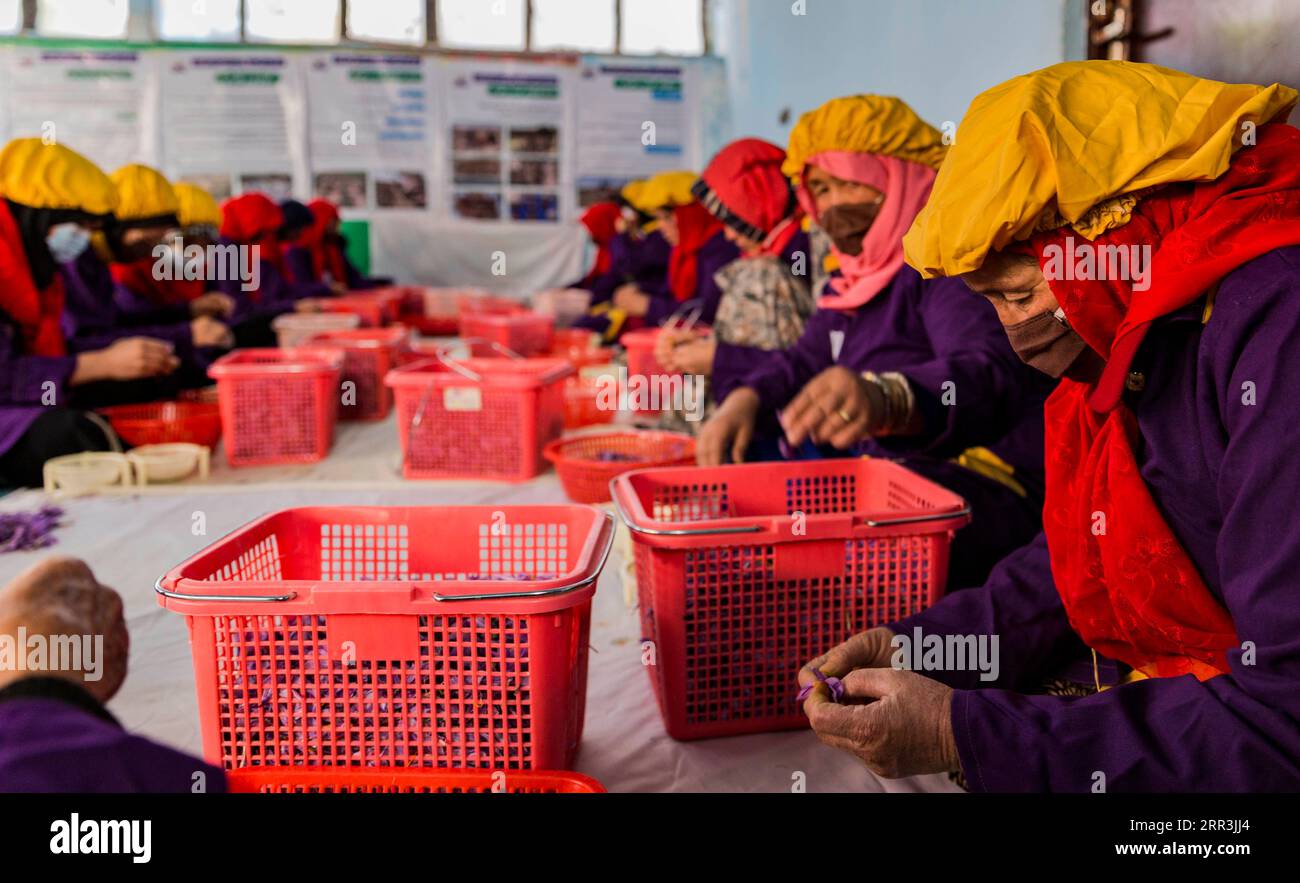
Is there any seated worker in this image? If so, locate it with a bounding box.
[800,62,1300,792]
[217,192,331,318]
[609,170,740,329]
[567,200,621,294]
[0,139,180,486]
[283,198,388,293]
[0,557,224,792]
[574,180,672,341]
[697,96,1053,590]
[59,164,231,406]
[655,138,815,422]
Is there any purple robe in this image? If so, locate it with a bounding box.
[60,251,194,360]
[214,237,331,323]
[643,230,741,326]
[0,695,224,793]
[889,245,1300,791]
[0,321,77,457]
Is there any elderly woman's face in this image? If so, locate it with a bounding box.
[960,251,1058,326]
[804,164,882,218]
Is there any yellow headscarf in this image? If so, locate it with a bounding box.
[173,182,222,228]
[783,95,947,182]
[903,61,1298,278]
[110,164,180,222]
[0,138,117,215]
[637,170,699,211]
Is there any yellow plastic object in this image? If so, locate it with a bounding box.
[42,452,133,496]
[127,444,211,485]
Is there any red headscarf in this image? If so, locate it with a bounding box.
[1033,123,1300,681]
[300,198,349,286]
[696,138,802,259]
[220,193,285,286]
[667,201,723,302]
[0,200,66,356]
[111,258,204,306]
[580,202,620,280]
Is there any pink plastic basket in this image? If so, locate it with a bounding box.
[156,505,615,772]
[611,459,971,740]
[208,348,344,467]
[307,327,409,421]
[227,767,605,793]
[619,326,708,415]
[385,352,572,481]
[460,311,554,358]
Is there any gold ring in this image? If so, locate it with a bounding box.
[837,408,854,423]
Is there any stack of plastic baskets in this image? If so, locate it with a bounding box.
[610,459,971,740]
[226,768,605,793]
[272,313,361,349]
[208,348,344,467]
[307,327,409,421]
[619,326,708,416]
[98,399,223,448]
[461,310,554,358]
[385,353,571,481]
[319,290,404,327]
[156,505,615,772]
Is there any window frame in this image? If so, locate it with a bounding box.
[10,0,712,57]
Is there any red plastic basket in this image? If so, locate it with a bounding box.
[98,400,223,448]
[619,326,708,415]
[386,354,572,481]
[611,459,971,740]
[307,327,409,421]
[563,368,618,430]
[208,348,344,467]
[320,290,403,327]
[459,292,524,317]
[460,311,554,358]
[226,767,605,793]
[544,432,695,504]
[156,505,615,772]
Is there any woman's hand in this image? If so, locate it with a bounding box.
[189,292,235,319]
[613,284,651,318]
[696,387,761,465]
[191,316,234,349]
[656,330,716,376]
[781,366,882,449]
[803,667,959,779]
[72,337,180,384]
[799,626,897,686]
[0,557,129,704]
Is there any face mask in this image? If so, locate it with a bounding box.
[1004,308,1091,378]
[819,201,881,256]
[45,223,92,264]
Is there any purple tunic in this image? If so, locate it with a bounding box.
[728,265,1050,471]
[643,230,741,326]
[890,245,1300,791]
[59,251,195,360]
[0,696,225,793]
[214,237,331,323]
[0,321,77,457]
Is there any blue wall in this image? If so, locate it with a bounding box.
[712,0,1081,145]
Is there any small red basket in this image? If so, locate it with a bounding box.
[619,326,708,416]
[611,459,971,740]
[460,311,554,358]
[320,290,404,327]
[386,353,572,481]
[545,432,695,504]
[563,368,618,430]
[98,400,223,448]
[307,327,409,421]
[226,768,605,793]
[208,348,344,467]
[156,505,615,772]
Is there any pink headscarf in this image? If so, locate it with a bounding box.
[798,150,937,310]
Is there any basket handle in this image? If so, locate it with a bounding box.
[430,511,616,601]
[154,577,297,603]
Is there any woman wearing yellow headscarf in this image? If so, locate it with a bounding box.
[801,62,1300,792]
[0,140,179,486]
[698,95,1053,590]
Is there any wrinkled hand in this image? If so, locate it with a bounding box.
[799,627,897,688]
[191,316,234,349]
[94,337,180,381]
[189,292,235,319]
[657,331,715,376]
[782,366,881,449]
[696,387,760,465]
[804,667,959,779]
[612,284,651,318]
[0,557,129,703]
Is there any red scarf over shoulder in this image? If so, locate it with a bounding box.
[0,200,66,356]
[667,201,723,302]
[1033,124,1300,680]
